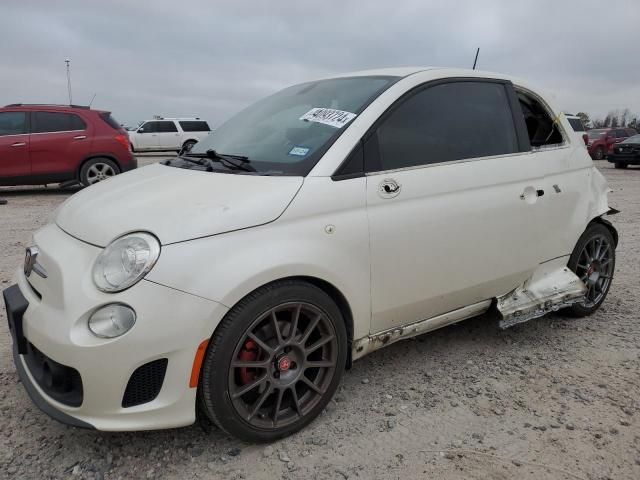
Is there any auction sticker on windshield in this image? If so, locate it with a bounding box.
[300,108,357,128]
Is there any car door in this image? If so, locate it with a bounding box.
[156,121,180,150]
[136,121,161,150]
[0,111,30,179]
[29,111,89,178]
[365,80,546,333]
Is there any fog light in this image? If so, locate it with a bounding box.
[88,304,136,338]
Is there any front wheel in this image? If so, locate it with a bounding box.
[199,280,347,442]
[566,223,615,317]
[593,147,605,160]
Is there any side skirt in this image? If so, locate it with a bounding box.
[352,300,492,361]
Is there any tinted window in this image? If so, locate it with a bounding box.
[157,121,178,133]
[32,112,86,133]
[179,121,210,132]
[567,118,585,132]
[0,112,27,136]
[616,129,627,138]
[373,82,518,171]
[140,121,159,133]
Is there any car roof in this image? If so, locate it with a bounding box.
[2,104,106,113]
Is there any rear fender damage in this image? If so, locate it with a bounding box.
[497,261,586,329]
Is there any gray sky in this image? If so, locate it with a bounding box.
[2,0,639,127]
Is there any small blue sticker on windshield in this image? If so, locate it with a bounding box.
[289,146,310,157]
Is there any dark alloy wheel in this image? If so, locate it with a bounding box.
[593,147,605,160]
[566,223,616,317]
[199,280,347,442]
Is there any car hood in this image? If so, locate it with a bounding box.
[55,163,304,246]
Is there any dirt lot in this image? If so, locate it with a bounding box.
[0,159,639,480]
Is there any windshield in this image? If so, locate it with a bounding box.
[622,134,640,143]
[188,76,397,175]
[588,129,607,139]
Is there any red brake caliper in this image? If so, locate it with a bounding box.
[238,339,260,385]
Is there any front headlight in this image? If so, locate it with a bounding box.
[92,232,160,292]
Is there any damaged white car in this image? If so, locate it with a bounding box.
[3,67,617,442]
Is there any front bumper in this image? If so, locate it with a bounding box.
[608,153,640,165]
[3,223,228,431]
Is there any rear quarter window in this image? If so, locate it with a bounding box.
[99,112,122,130]
[179,121,211,132]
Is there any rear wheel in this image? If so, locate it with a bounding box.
[79,158,120,187]
[614,162,628,169]
[566,223,615,317]
[199,280,347,442]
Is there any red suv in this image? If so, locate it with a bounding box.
[0,104,136,187]
[587,127,637,160]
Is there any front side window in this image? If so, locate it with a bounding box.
[187,76,397,175]
[157,121,178,133]
[0,112,27,136]
[616,129,627,138]
[372,81,518,172]
[140,121,159,133]
[179,121,210,132]
[32,112,86,133]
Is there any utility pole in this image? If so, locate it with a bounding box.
[65,59,73,105]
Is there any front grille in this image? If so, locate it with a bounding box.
[122,359,168,408]
[23,342,83,407]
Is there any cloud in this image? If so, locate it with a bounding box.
[1,0,639,126]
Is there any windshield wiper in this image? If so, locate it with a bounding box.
[184,150,255,172]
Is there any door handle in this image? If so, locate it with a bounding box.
[73,135,86,140]
[519,186,544,202]
[10,142,26,147]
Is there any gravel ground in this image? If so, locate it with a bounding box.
[1,159,639,480]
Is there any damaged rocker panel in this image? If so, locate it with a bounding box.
[352,300,492,360]
[496,265,586,329]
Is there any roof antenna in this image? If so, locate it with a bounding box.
[88,93,97,108]
[472,48,480,70]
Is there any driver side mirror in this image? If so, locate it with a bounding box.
[137,127,145,133]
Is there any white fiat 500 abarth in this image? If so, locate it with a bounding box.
[3,67,617,442]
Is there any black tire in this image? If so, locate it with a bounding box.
[79,157,120,187]
[614,162,628,169]
[593,147,605,160]
[182,140,197,152]
[199,280,347,442]
[566,223,616,317]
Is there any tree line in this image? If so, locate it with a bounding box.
[575,110,640,130]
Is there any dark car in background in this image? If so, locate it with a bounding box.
[0,104,136,187]
[587,127,637,160]
[608,134,640,169]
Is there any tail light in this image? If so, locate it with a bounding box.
[582,133,588,145]
[114,134,130,151]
